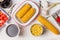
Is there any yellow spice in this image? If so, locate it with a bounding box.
[16,4,32,18]
[21,8,35,23]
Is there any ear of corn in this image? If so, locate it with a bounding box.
[16,4,32,19]
[0,0,3,2]
[37,15,59,35]
[48,3,60,10]
[21,8,35,23]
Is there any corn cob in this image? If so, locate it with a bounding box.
[48,3,60,10]
[16,4,32,18]
[37,15,59,35]
[21,8,35,23]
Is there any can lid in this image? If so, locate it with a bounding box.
[6,24,19,37]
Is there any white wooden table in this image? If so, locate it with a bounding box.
[0,0,60,40]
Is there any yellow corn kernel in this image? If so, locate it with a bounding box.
[21,8,35,23]
[16,4,32,18]
[37,15,59,35]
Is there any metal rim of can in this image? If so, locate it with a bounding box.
[6,24,20,37]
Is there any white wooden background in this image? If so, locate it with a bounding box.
[0,0,60,40]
